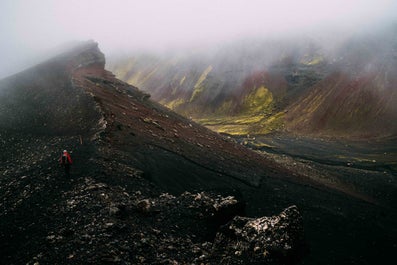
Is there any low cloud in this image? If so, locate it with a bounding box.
[1,0,396,78]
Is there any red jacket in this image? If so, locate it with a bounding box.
[60,152,73,165]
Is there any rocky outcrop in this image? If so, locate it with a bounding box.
[213,206,305,264]
[20,171,303,264]
[69,41,106,70]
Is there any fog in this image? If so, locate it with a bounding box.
[1,0,396,78]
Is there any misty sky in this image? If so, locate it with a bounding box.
[1,0,396,78]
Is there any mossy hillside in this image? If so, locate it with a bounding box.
[110,56,191,101]
[194,87,285,135]
[107,53,307,137]
[197,113,285,135]
[198,115,263,135]
[300,54,324,66]
[110,58,320,136]
[179,76,186,86]
[162,98,186,111]
[240,86,274,115]
[254,111,285,135]
[285,69,397,138]
[189,66,213,102]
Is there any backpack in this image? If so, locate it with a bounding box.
[62,154,69,165]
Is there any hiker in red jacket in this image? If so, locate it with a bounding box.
[60,150,73,177]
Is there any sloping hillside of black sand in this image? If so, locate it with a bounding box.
[0,41,395,265]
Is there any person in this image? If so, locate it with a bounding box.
[60,150,73,177]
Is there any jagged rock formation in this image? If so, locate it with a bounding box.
[108,26,397,138]
[213,205,305,264]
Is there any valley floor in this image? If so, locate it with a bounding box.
[236,134,397,264]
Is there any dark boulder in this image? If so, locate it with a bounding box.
[149,191,246,242]
[213,205,305,264]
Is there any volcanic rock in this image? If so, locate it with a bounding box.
[0,41,305,265]
[213,205,305,264]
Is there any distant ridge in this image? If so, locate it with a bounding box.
[108,26,397,138]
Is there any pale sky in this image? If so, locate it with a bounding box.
[0,0,396,78]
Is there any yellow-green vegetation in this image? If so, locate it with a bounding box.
[196,115,257,135]
[126,71,143,87]
[179,76,186,86]
[215,100,234,115]
[163,98,186,110]
[122,63,161,88]
[196,112,285,136]
[199,116,260,135]
[194,87,285,136]
[198,115,264,126]
[162,77,284,136]
[241,86,274,115]
[255,111,285,134]
[189,66,213,102]
[300,54,324,66]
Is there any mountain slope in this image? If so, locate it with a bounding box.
[0,41,294,190]
[285,70,397,137]
[0,41,308,264]
[1,41,396,265]
[108,26,397,138]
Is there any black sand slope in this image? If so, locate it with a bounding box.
[0,41,396,264]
